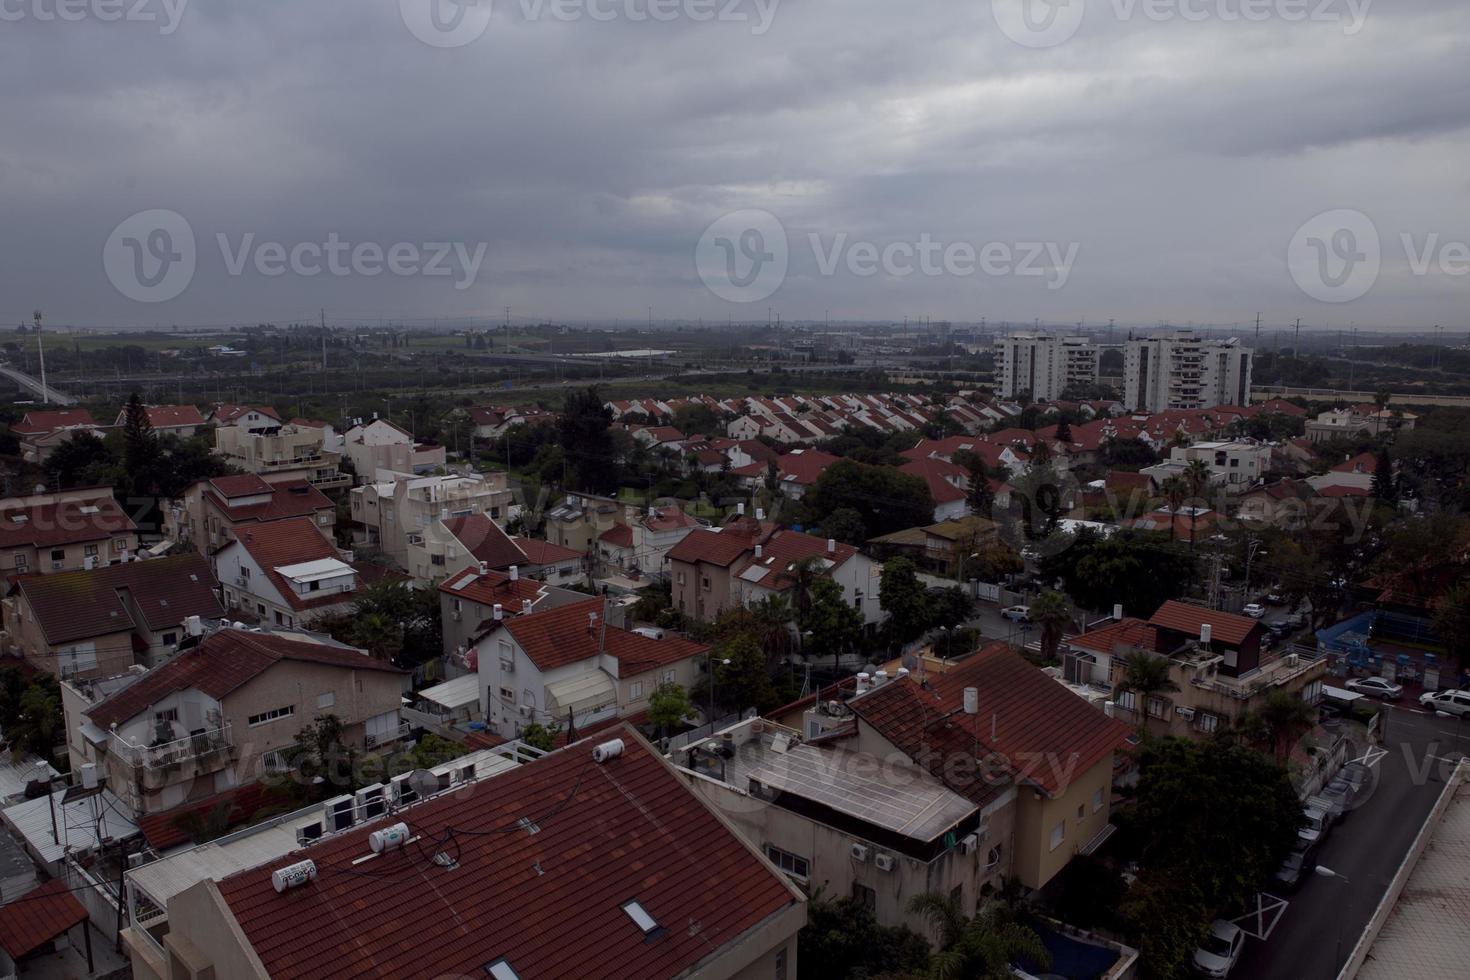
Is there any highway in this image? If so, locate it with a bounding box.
[0,364,77,405]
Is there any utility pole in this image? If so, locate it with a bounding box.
[321,308,327,372]
[32,310,47,404]
[1294,318,1302,362]
[1254,312,1261,348]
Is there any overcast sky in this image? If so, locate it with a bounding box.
[1,0,1467,331]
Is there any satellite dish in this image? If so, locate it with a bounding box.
[407,768,442,799]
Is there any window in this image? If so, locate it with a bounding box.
[851,882,876,912]
[319,513,331,525]
[1093,788,1105,813]
[661,670,675,685]
[677,572,686,586]
[154,708,179,723]
[50,549,65,562]
[84,544,98,557]
[1049,821,1065,852]
[432,554,446,567]
[262,750,290,772]
[317,692,335,709]
[630,681,644,699]
[249,705,295,726]
[499,687,515,703]
[702,576,711,591]
[161,632,177,646]
[13,555,26,572]
[853,595,862,610]
[240,566,250,580]
[1146,696,1169,719]
[775,948,788,980]
[1301,680,1323,706]
[1116,691,1136,712]
[765,845,809,879]
[1195,712,1219,733]
[621,901,660,935]
[522,689,535,707]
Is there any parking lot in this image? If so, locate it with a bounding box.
[1233,704,1467,980]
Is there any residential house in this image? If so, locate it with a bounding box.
[542,491,623,554]
[466,404,557,442]
[1306,404,1418,444]
[122,730,805,980]
[10,408,101,463]
[0,486,139,575]
[66,626,405,818]
[1308,452,1380,494]
[2,554,224,679]
[1141,440,1271,495]
[667,521,768,623]
[350,471,512,569]
[342,417,447,477]
[439,563,588,663]
[512,536,585,584]
[169,474,334,555]
[731,448,838,500]
[215,517,361,628]
[1236,479,1312,528]
[595,505,702,580]
[405,512,527,584]
[842,644,1133,893]
[898,455,971,522]
[631,425,687,453]
[1063,608,1325,740]
[729,530,887,629]
[214,410,349,490]
[472,598,711,739]
[113,404,207,439]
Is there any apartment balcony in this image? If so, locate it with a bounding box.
[310,470,351,490]
[364,721,410,750]
[111,724,236,790]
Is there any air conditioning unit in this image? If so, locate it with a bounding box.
[296,822,324,845]
[325,795,356,832]
[501,659,515,674]
[356,784,387,821]
[517,704,533,719]
[127,852,147,869]
[850,843,870,862]
[959,833,980,856]
[390,773,418,807]
[1175,706,1196,719]
[874,853,896,873]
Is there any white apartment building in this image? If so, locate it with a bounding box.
[994,334,1099,401]
[1142,440,1272,494]
[1123,335,1253,412]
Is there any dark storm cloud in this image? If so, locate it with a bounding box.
[0,0,1466,328]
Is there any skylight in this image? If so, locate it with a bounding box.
[485,960,520,980]
[622,900,659,935]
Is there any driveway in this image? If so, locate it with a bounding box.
[1233,705,1465,980]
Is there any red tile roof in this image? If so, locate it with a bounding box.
[512,537,583,566]
[214,731,799,980]
[1147,600,1258,646]
[10,409,97,435]
[14,554,223,646]
[212,404,281,425]
[87,628,400,729]
[142,404,207,428]
[849,644,1133,799]
[438,567,543,611]
[899,456,967,505]
[666,527,755,568]
[1332,452,1377,474]
[731,529,857,590]
[1067,617,1159,657]
[0,879,88,960]
[734,439,779,463]
[642,506,700,534]
[227,517,352,612]
[599,523,634,548]
[443,515,528,570]
[500,599,708,673]
[208,474,275,498]
[1105,471,1156,493]
[1258,398,1307,417]
[731,449,839,486]
[0,494,136,550]
[204,479,332,525]
[1317,484,1371,498]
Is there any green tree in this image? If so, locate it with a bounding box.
[1182,459,1212,550]
[805,459,935,539]
[1249,689,1318,763]
[287,715,357,797]
[1115,651,1179,736]
[799,897,930,980]
[351,612,404,662]
[821,507,868,545]
[1432,582,1470,674]
[518,722,561,752]
[647,682,691,736]
[879,557,930,647]
[1159,476,1188,543]
[907,894,1050,980]
[1029,590,1073,662]
[802,575,864,673]
[1372,449,1397,503]
[1039,529,1195,617]
[41,431,116,490]
[712,632,779,714]
[1011,463,1065,539]
[1054,417,1072,443]
[122,391,162,495]
[7,675,62,759]
[558,386,619,494]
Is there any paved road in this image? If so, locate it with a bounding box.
[0,364,76,405]
[1235,704,1468,980]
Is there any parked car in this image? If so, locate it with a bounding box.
[1242,602,1266,619]
[1298,804,1333,847]
[1265,590,1288,605]
[1001,605,1032,622]
[1283,612,1306,629]
[1419,689,1470,718]
[1193,920,1245,978]
[1273,838,1319,891]
[1344,677,1404,701]
[1267,619,1292,635]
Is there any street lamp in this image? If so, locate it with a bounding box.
[707,655,731,726]
[1315,865,1351,978]
[1245,538,1267,597]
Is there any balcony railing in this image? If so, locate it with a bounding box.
[111,724,234,771]
[365,721,410,749]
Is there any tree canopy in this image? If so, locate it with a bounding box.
[804,459,935,539]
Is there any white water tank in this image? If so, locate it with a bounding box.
[1113,604,1124,621]
[271,860,317,893]
[510,565,519,581]
[1200,623,1213,645]
[370,823,411,853]
[80,763,99,789]
[963,687,979,715]
[592,739,625,763]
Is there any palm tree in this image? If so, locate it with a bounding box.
[1115,649,1180,736]
[786,555,824,625]
[1160,475,1189,543]
[351,612,404,662]
[1029,590,1073,662]
[1254,689,1318,763]
[908,893,1050,980]
[1183,458,1212,550]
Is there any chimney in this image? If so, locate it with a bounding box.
[493,604,503,621]
[737,502,746,516]
[1113,603,1124,621]
[510,565,519,581]
[827,538,836,554]
[440,507,449,521]
[522,599,533,615]
[756,508,765,520]
[963,687,979,715]
[855,672,871,695]
[873,670,888,687]
[587,612,599,635]
[755,544,763,559]
[479,561,489,575]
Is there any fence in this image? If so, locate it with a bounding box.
[61,856,121,947]
[665,710,756,753]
